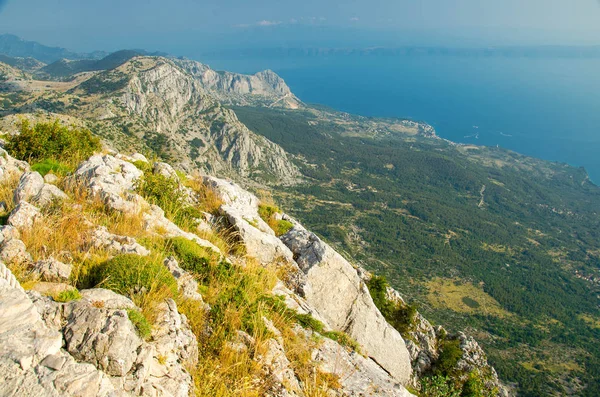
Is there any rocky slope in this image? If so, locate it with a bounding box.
[174,59,302,109]
[0,145,505,396]
[0,57,300,184]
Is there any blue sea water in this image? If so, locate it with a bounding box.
[201,54,600,183]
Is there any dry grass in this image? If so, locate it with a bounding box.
[185,176,224,215]
[0,174,19,215]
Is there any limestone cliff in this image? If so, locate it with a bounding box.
[174,59,302,109]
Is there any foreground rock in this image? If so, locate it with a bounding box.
[0,148,29,182]
[0,267,117,397]
[203,176,295,265]
[8,201,41,230]
[70,154,145,214]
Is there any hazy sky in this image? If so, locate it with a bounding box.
[0,0,599,54]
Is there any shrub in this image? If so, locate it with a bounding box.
[96,254,177,297]
[295,313,325,333]
[366,275,418,336]
[274,219,294,236]
[6,119,101,164]
[258,203,279,221]
[136,171,202,228]
[435,339,463,376]
[258,203,294,237]
[168,237,213,275]
[54,289,82,302]
[420,375,461,397]
[127,309,152,340]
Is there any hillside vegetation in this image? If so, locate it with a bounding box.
[233,105,600,397]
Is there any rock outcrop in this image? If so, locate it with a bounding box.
[281,225,413,384]
[206,176,413,386]
[174,59,302,109]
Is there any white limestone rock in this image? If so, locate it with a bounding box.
[143,204,222,256]
[43,173,59,184]
[8,201,42,230]
[0,275,117,397]
[32,257,72,282]
[0,238,32,265]
[0,148,29,182]
[314,337,416,397]
[13,171,44,203]
[153,161,179,179]
[203,176,295,265]
[31,184,68,207]
[164,256,208,305]
[63,303,143,377]
[281,225,413,385]
[90,226,150,256]
[80,288,136,310]
[69,154,145,214]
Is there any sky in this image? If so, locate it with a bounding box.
[0,0,599,55]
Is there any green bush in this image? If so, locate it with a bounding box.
[258,203,279,221]
[295,313,325,333]
[54,289,82,302]
[168,237,212,274]
[258,203,294,236]
[274,219,294,236]
[436,339,463,376]
[460,371,497,397]
[136,171,202,228]
[31,159,73,176]
[420,375,461,397]
[6,119,101,164]
[127,309,152,340]
[97,254,177,297]
[366,275,417,336]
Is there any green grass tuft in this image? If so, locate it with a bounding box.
[54,289,82,302]
[127,308,152,340]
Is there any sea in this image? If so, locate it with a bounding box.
[200,53,600,183]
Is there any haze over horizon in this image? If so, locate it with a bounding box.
[0,0,599,57]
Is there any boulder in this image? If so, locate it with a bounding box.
[143,204,221,255]
[30,282,76,298]
[314,337,416,397]
[0,148,29,182]
[0,225,20,245]
[63,302,143,377]
[203,176,295,265]
[43,173,59,184]
[8,201,41,230]
[164,256,208,305]
[281,225,413,384]
[0,273,116,397]
[259,338,302,397]
[90,226,150,256]
[80,288,136,310]
[32,257,72,282]
[31,184,68,207]
[69,154,145,214]
[13,171,44,203]
[152,299,199,367]
[0,238,32,265]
